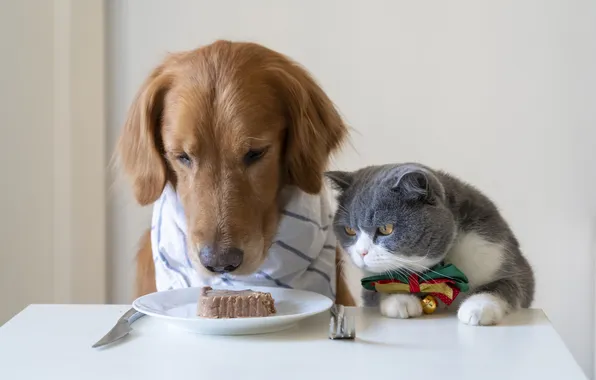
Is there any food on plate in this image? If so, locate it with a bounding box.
[197,286,276,318]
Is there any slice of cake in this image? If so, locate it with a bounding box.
[197,286,276,318]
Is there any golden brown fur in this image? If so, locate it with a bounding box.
[119,40,354,305]
[135,230,156,297]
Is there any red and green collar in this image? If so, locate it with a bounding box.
[361,262,469,305]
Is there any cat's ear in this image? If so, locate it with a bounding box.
[325,171,353,193]
[392,165,444,204]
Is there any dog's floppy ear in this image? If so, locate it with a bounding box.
[274,60,347,194]
[117,62,172,205]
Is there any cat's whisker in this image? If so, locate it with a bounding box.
[384,254,458,281]
[392,253,433,264]
[383,269,395,281]
[409,247,433,281]
[409,262,458,282]
[402,266,419,280]
[335,204,349,214]
[385,255,428,270]
[384,263,411,278]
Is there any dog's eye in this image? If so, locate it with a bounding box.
[243,147,268,166]
[176,153,192,167]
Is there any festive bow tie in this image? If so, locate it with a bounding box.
[361,263,469,307]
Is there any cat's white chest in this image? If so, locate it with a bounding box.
[444,231,504,289]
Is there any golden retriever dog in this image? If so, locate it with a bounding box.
[117,40,354,306]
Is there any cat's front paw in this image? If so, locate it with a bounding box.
[379,294,423,319]
[458,293,508,326]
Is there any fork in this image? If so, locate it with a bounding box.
[329,304,356,340]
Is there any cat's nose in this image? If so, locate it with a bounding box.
[360,251,368,257]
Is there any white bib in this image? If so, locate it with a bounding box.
[150,184,337,300]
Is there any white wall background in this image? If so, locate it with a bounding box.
[0,0,106,325]
[106,0,596,376]
[0,0,55,324]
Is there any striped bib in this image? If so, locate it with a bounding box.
[151,184,337,300]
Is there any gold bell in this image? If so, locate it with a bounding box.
[421,295,437,314]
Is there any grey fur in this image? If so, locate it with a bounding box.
[326,163,535,311]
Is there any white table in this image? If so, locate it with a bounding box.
[0,305,587,380]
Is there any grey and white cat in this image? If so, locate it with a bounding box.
[326,163,534,326]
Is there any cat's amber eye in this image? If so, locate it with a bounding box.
[378,224,394,235]
[344,226,357,236]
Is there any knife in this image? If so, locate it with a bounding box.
[92,308,145,348]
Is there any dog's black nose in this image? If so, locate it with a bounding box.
[199,246,244,273]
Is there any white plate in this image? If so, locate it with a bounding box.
[132,286,333,335]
